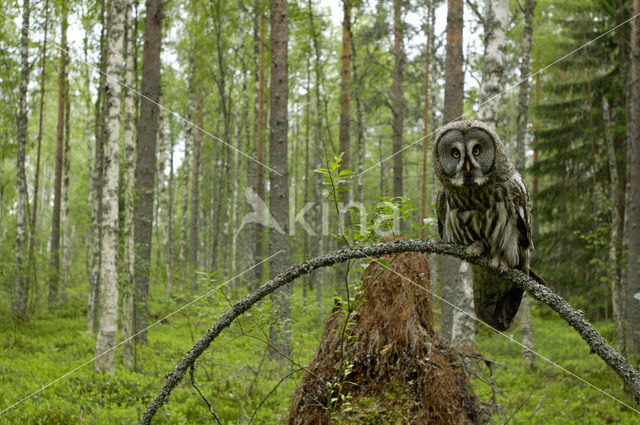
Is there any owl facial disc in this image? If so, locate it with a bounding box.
[435,127,496,187]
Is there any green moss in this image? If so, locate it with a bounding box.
[333,380,406,425]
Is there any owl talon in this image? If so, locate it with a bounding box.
[489,257,509,272]
[465,241,485,258]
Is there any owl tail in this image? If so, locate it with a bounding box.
[471,266,524,331]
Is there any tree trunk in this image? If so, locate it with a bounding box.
[88,0,108,333]
[133,0,163,343]
[421,1,432,237]
[335,0,353,298]
[353,39,365,207]
[49,2,69,307]
[179,58,193,292]
[392,0,404,199]
[303,50,312,298]
[254,4,267,287]
[429,5,439,293]
[121,2,136,369]
[95,0,127,374]
[28,0,50,299]
[268,0,291,359]
[625,0,640,357]
[14,0,31,320]
[477,0,509,127]
[603,97,626,355]
[61,39,71,304]
[515,0,536,369]
[159,116,174,297]
[190,104,201,281]
[441,0,474,347]
[339,0,352,177]
[308,0,324,320]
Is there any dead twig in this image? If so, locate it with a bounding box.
[189,363,222,425]
[247,368,302,425]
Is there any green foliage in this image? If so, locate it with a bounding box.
[1,291,638,423]
[529,0,629,318]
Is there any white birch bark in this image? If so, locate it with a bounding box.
[95,0,128,374]
[450,261,475,347]
[121,2,136,369]
[14,0,31,319]
[477,0,509,128]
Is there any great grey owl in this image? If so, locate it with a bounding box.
[433,120,532,331]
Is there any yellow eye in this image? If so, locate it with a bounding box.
[451,148,460,159]
[473,146,480,156]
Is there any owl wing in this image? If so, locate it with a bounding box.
[511,174,532,251]
[436,189,446,240]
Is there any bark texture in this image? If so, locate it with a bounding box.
[159,118,175,297]
[603,97,626,355]
[138,240,640,424]
[477,0,509,128]
[339,0,352,176]
[421,2,432,237]
[179,58,193,291]
[61,35,71,303]
[254,5,267,286]
[95,0,127,374]
[28,0,50,295]
[189,104,201,279]
[88,0,108,333]
[307,0,325,320]
[268,0,292,359]
[441,0,474,347]
[392,0,404,198]
[515,0,536,369]
[14,0,31,320]
[49,2,69,306]
[133,0,163,343]
[626,0,640,356]
[121,3,136,368]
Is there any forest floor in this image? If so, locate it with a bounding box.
[1,278,639,424]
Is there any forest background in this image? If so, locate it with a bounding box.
[1,0,640,423]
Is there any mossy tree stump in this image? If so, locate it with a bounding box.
[289,251,479,424]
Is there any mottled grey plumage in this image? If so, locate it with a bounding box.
[433,120,532,331]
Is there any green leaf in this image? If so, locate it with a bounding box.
[634,293,640,302]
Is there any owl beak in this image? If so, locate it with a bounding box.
[465,159,471,173]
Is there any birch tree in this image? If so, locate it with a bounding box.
[121,1,136,368]
[14,0,31,320]
[28,0,50,295]
[476,0,509,125]
[95,0,128,374]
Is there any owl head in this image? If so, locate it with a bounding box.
[433,120,515,188]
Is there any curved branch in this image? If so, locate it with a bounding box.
[138,240,640,424]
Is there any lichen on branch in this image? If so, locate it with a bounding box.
[138,239,640,424]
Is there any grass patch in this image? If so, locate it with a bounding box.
[1,285,638,424]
